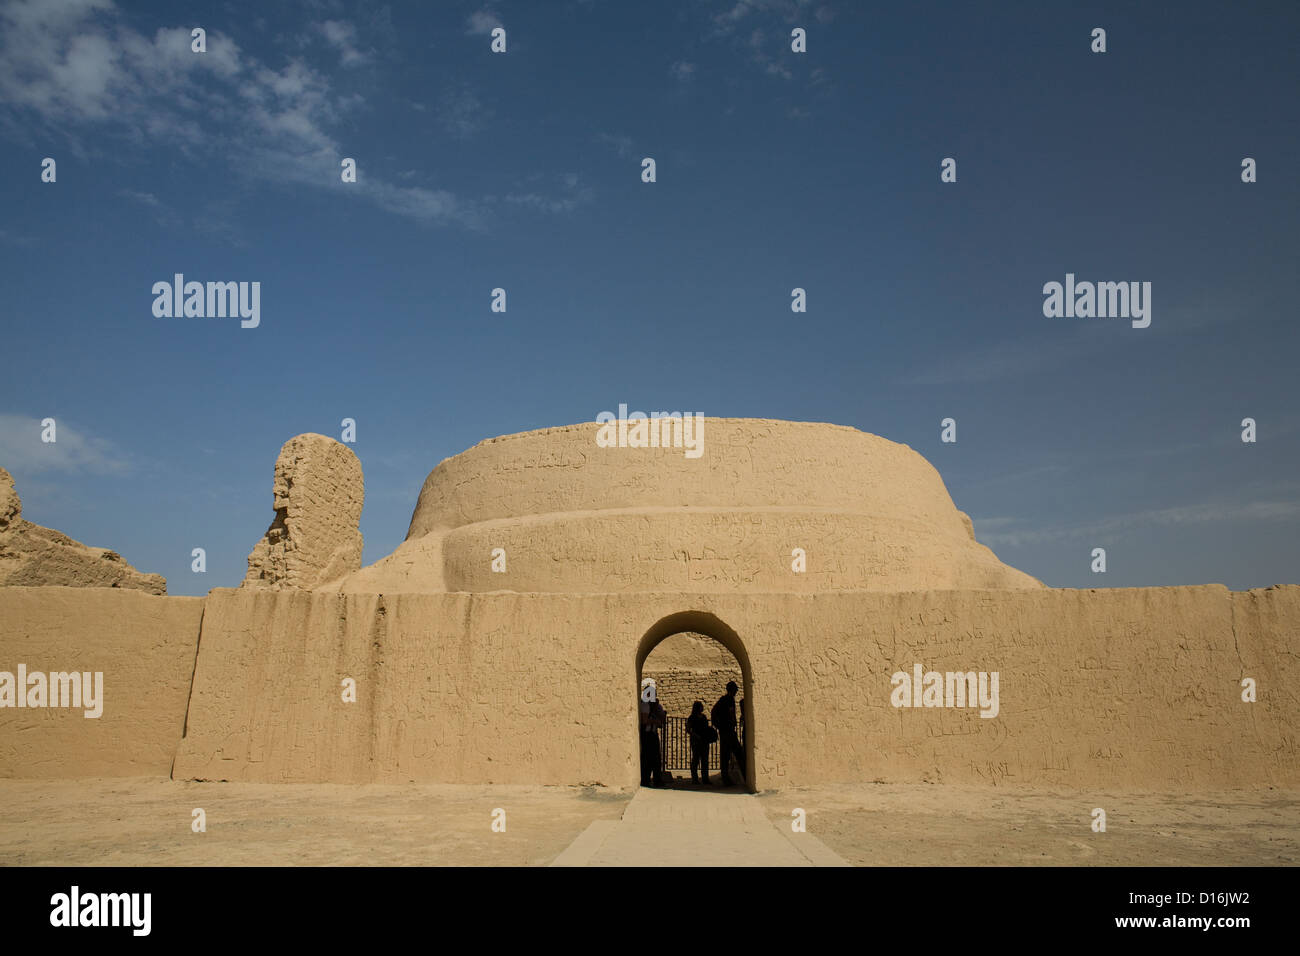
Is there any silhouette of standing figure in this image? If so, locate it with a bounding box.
[711,680,746,786]
[686,700,712,785]
[639,678,667,787]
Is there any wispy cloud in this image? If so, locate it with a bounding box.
[748,29,791,80]
[438,82,488,139]
[975,498,1300,549]
[367,180,487,230]
[0,0,566,233]
[703,0,831,80]
[669,60,696,83]
[115,188,246,242]
[465,8,502,36]
[0,413,131,476]
[0,4,240,122]
[710,0,832,32]
[900,293,1262,387]
[596,132,635,159]
[314,19,371,67]
[898,329,1114,386]
[117,188,160,207]
[490,172,594,215]
[117,186,192,230]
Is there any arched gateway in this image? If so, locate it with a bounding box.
[636,611,754,791]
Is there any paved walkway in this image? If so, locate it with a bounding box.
[551,785,849,867]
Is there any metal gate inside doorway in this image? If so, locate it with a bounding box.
[659,716,745,775]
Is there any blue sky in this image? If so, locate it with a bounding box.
[1,0,1297,596]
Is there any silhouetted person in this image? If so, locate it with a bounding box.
[711,680,746,786]
[649,697,667,785]
[638,679,655,785]
[639,678,667,787]
[686,700,713,785]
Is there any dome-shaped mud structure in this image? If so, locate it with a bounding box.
[342,419,1042,593]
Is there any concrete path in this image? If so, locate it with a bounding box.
[551,786,850,867]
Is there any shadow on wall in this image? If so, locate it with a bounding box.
[635,611,754,792]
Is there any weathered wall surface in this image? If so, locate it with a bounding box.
[439,510,1035,593]
[243,434,364,591]
[173,589,634,784]
[173,584,1299,790]
[8,582,1290,789]
[1230,586,1300,771]
[0,588,203,777]
[755,585,1296,790]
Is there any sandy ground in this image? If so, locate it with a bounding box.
[756,783,1300,866]
[0,778,630,866]
[0,778,1295,866]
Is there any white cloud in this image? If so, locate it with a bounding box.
[0,11,244,123]
[0,413,131,475]
[711,0,822,34]
[315,19,369,67]
[367,181,487,231]
[701,0,823,81]
[0,2,483,230]
[669,60,696,82]
[465,9,502,36]
[0,0,581,231]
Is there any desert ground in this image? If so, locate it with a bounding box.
[0,777,1294,866]
[754,783,1299,866]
